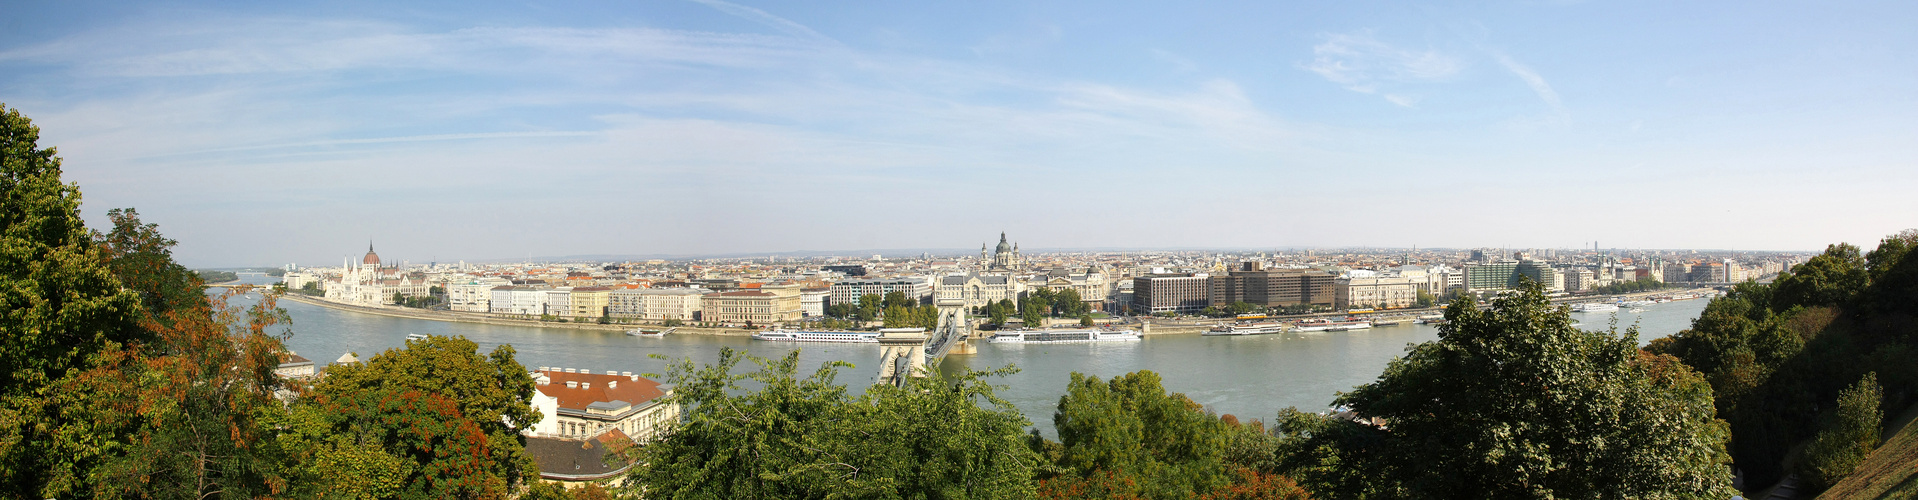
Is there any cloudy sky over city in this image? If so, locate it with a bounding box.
[3,0,1913,266]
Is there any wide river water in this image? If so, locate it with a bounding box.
[224,275,1709,434]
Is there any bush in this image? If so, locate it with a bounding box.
[1796,372,1883,490]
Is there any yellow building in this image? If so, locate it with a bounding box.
[569,286,611,318]
[700,285,802,324]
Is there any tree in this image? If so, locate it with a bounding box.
[1771,243,1868,310]
[988,301,1010,328]
[1277,280,1736,498]
[1862,229,1918,316]
[0,104,150,496]
[1055,289,1086,317]
[857,293,884,321]
[1796,372,1883,491]
[1081,315,1095,327]
[93,207,208,322]
[88,289,294,499]
[1024,299,1049,328]
[1045,371,1234,499]
[1225,302,1256,316]
[303,335,541,496]
[627,348,1039,498]
[882,290,915,309]
[1415,290,1434,308]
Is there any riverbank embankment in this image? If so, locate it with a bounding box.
[274,293,756,337]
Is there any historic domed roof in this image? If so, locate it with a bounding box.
[994,232,1012,254]
[362,243,381,266]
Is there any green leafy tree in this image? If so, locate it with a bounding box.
[1225,302,1256,316]
[988,300,1010,328]
[857,294,884,321]
[303,335,540,496]
[1278,280,1736,498]
[1862,229,1918,316]
[882,290,916,309]
[1024,299,1049,328]
[1081,315,1095,327]
[627,348,1039,498]
[1796,372,1883,491]
[93,208,209,322]
[1414,290,1434,308]
[1044,371,1233,499]
[1055,289,1086,317]
[0,104,150,496]
[1771,243,1868,310]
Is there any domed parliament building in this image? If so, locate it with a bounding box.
[323,243,429,307]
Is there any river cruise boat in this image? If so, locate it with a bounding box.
[1293,318,1334,332]
[626,327,675,337]
[1571,302,1620,313]
[989,328,1141,344]
[1203,322,1288,336]
[1414,314,1445,324]
[751,329,880,343]
[1326,320,1373,332]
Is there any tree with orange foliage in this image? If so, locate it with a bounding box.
[85,288,295,498]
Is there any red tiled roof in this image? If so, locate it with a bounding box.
[535,369,666,411]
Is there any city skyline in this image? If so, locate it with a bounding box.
[3,1,1913,267]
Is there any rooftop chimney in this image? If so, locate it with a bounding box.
[565,381,577,388]
[582,382,590,389]
[608,380,618,388]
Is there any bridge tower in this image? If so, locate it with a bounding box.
[938,296,976,356]
[875,329,927,387]
[876,296,973,386]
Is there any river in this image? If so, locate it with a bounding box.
[222,274,1709,434]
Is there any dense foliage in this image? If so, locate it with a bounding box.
[1031,371,1309,500]
[627,348,1040,498]
[1648,232,1918,491]
[1796,372,1883,490]
[0,104,153,496]
[1272,281,1737,498]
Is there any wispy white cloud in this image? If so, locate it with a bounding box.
[686,0,840,46]
[5,11,1304,265]
[1489,50,1568,125]
[1303,30,1460,97]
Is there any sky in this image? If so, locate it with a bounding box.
[2,1,1914,267]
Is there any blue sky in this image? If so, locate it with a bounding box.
[3,1,1914,266]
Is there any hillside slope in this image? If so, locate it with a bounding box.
[1818,406,1918,500]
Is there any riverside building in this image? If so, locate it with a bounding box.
[701,285,803,324]
[829,277,932,306]
[607,288,707,321]
[1131,273,1211,315]
[1207,262,1337,309]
